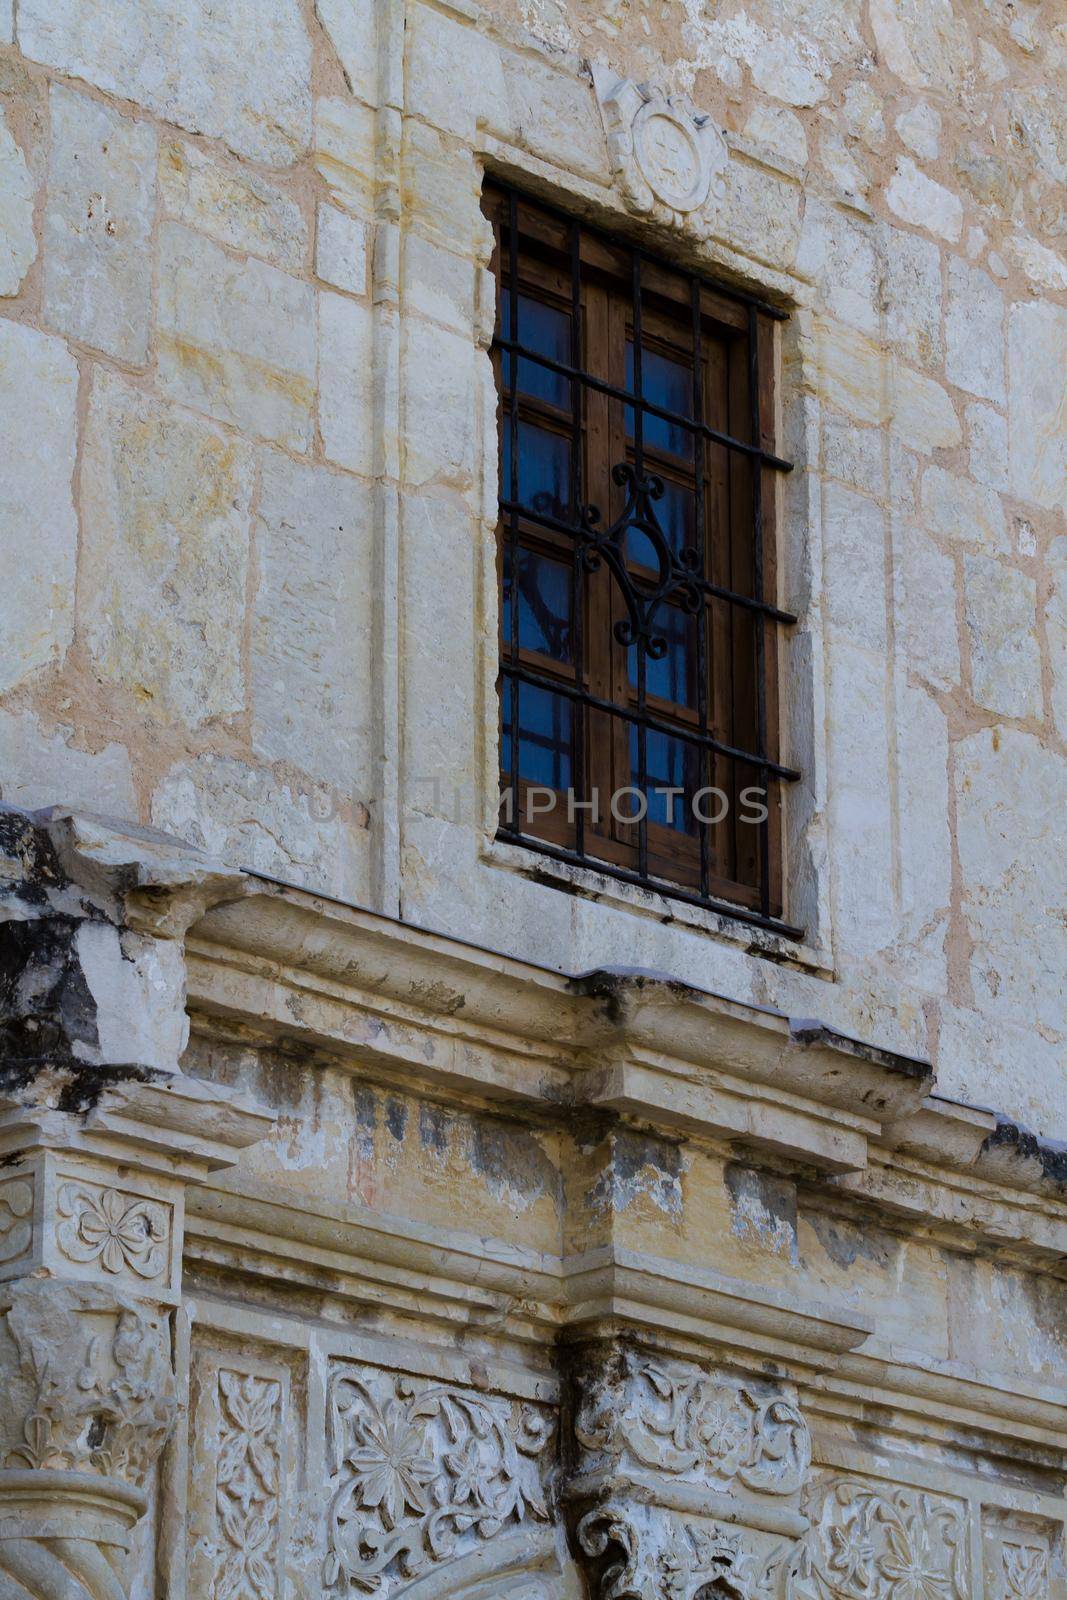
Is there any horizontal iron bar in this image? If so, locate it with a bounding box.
[499,660,802,781]
[496,336,793,473]
[497,827,804,939]
[499,499,799,626]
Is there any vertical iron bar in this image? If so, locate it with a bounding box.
[691,276,709,901]
[632,248,648,881]
[747,304,770,920]
[508,191,521,833]
[570,214,585,860]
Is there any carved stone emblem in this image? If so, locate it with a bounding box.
[574,1350,810,1499]
[788,1476,969,1599]
[323,1364,554,1593]
[57,1180,171,1281]
[0,1177,33,1266]
[590,65,728,230]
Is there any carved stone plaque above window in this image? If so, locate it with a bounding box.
[590,65,728,231]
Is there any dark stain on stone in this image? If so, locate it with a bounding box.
[725,1163,798,1234]
[469,1120,558,1207]
[385,1096,407,1142]
[419,1103,450,1154]
[808,1210,893,1271]
[352,1084,377,1131]
[983,1119,1067,1188]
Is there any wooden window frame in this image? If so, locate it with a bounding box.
[485,182,800,938]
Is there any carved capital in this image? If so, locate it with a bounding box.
[577,1500,789,1600]
[0,1279,177,1599]
[590,66,728,236]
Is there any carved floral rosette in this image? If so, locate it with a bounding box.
[323,1363,555,1594]
[573,1349,811,1500]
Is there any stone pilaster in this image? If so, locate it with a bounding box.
[0,805,273,1600]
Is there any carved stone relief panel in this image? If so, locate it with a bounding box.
[788,1475,970,1600]
[573,1347,810,1500]
[577,1499,791,1600]
[188,1346,292,1600]
[590,66,728,235]
[323,1362,556,1595]
[983,1518,1056,1600]
[56,1175,174,1286]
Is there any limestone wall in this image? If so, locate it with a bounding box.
[1,0,1065,1134]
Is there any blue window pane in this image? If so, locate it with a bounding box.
[625,344,694,458]
[502,548,573,662]
[628,605,697,707]
[627,479,696,570]
[501,294,571,408]
[502,421,571,520]
[628,725,701,834]
[502,682,573,790]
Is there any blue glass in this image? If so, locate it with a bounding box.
[628,725,701,834]
[625,344,694,458]
[502,421,571,521]
[501,294,571,409]
[627,479,696,570]
[628,605,696,707]
[502,548,572,662]
[502,682,573,790]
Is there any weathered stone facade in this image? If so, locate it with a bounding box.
[1,0,1066,1596]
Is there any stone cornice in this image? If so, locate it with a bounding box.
[187,880,1067,1235]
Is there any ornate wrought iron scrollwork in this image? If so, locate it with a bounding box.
[578,462,702,661]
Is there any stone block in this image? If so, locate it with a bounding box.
[0,110,35,295]
[152,753,367,900]
[0,710,135,812]
[894,521,960,690]
[316,204,368,295]
[946,259,1005,403]
[884,230,943,370]
[717,156,803,270]
[821,415,883,497]
[319,289,374,475]
[20,0,312,164]
[742,104,808,168]
[43,85,155,363]
[896,680,951,987]
[921,466,1007,550]
[937,1004,1066,1152]
[408,6,511,142]
[895,102,941,159]
[963,554,1041,720]
[403,234,475,336]
[825,637,895,957]
[252,452,373,789]
[402,319,477,490]
[314,97,376,218]
[400,493,479,784]
[400,120,481,253]
[956,727,1067,1034]
[0,320,78,693]
[160,138,307,271]
[796,199,878,335]
[157,221,316,450]
[315,0,377,108]
[885,156,962,242]
[1048,536,1067,742]
[892,365,962,453]
[1009,300,1067,511]
[966,402,1009,493]
[818,322,885,426]
[80,368,254,726]
[0,710,136,815]
[821,482,887,649]
[501,51,605,182]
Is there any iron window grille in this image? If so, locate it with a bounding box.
[485,182,800,938]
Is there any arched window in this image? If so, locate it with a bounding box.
[485,183,798,935]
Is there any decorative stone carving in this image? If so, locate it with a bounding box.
[577,1500,788,1600]
[590,66,728,232]
[57,1180,171,1282]
[574,1349,810,1498]
[215,1370,284,1600]
[323,1364,554,1594]
[0,1177,33,1266]
[983,1521,1053,1600]
[788,1476,969,1599]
